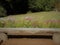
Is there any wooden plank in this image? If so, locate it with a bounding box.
[0,28,60,35]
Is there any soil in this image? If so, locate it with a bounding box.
[1,38,55,45]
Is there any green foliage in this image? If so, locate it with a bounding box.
[0,21,4,27]
[0,0,58,15]
[0,12,60,28]
[0,6,7,17]
[28,0,55,12]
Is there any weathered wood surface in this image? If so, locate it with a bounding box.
[0,28,60,45]
[0,28,60,35]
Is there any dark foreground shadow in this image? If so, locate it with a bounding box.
[8,35,52,39]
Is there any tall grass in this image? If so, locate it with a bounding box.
[0,12,60,28]
[0,18,60,28]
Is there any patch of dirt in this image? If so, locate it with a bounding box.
[1,38,55,45]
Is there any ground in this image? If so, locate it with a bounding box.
[1,38,55,45]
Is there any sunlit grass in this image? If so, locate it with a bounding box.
[0,11,60,28]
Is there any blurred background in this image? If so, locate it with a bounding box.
[0,0,60,17]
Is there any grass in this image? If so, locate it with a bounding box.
[0,11,60,28]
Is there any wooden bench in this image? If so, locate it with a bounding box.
[0,28,60,45]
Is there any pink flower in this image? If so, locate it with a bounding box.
[45,19,60,24]
[25,16,32,21]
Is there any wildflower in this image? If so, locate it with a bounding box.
[25,16,32,21]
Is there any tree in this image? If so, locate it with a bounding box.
[0,6,7,17]
[54,0,60,11]
[0,0,14,15]
[10,0,28,14]
[28,0,55,12]
[0,0,29,15]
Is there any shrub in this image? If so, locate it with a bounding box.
[28,0,55,12]
[0,6,7,17]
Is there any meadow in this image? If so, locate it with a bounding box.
[0,11,60,28]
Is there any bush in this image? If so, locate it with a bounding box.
[28,0,55,12]
[0,6,7,17]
